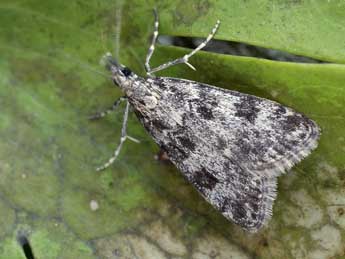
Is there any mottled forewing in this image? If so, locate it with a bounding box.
[132,77,320,231]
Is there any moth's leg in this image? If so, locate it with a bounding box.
[89,96,126,120]
[145,8,159,75]
[96,100,139,171]
[148,20,220,75]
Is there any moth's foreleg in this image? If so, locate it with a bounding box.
[89,96,127,120]
[145,8,159,76]
[96,100,139,171]
[149,20,220,75]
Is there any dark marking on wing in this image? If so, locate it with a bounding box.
[164,141,190,160]
[177,136,196,151]
[273,105,286,117]
[197,105,214,120]
[151,118,171,131]
[216,137,227,150]
[283,114,308,131]
[234,95,260,124]
[191,168,219,191]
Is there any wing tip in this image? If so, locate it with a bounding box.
[243,177,278,233]
[285,117,320,169]
[263,117,321,178]
[245,118,321,232]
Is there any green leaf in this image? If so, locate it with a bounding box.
[0,0,344,258]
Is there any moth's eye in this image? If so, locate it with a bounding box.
[121,67,132,77]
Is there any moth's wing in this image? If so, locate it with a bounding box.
[134,77,320,231]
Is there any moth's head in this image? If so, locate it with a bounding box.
[101,52,133,88]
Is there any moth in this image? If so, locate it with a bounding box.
[91,10,320,232]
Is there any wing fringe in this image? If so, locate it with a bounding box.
[248,119,320,231]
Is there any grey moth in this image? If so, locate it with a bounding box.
[91,11,320,232]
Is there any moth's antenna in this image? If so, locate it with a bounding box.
[100,28,109,56]
[62,53,111,79]
[114,0,124,61]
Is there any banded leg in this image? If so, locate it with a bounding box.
[96,100,140,171]
[145,8,159,75]
[89,96,126,120]
[148,20,220,75]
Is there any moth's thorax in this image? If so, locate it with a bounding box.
[110,65,160,112]
[109,65,135,90]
